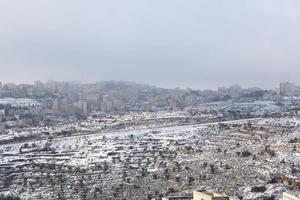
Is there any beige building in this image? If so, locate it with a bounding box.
[162,197,192,200]
[162,191,230,200]
[283,192,300,200]
[193,191,229,200]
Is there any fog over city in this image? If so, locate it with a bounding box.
[1,0,300,89]
[0,1,300,200]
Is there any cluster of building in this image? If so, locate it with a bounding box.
[0,81,293,117]
[0,81,298,131]
[279,82,300,97]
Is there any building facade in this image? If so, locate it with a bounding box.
[162,191,230,200]
[280,82,295,96]
[283,192,300,200]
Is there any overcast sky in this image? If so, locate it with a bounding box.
[1,1,300,89]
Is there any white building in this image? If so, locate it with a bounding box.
[283,192,300,200]
[73,101,88,116]
[280,82,295,96]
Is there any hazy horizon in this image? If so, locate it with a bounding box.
[0,79,284,91]
[1,1,300,89]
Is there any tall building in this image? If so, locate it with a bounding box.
[228,84,242,98]
[101,95,114,112]
[280,82,295,96]
[34,80,44,89]
[73,101,88,116]
[0,81,2,97]
[52,98,63,113]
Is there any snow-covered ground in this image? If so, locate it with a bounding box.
[0,113,299,200]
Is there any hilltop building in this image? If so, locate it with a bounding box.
[162,191,230,200]
[283,192,300,200]
[280,82,296,96]
[162,197,192,200]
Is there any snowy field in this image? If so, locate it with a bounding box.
[0,115,299,200]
